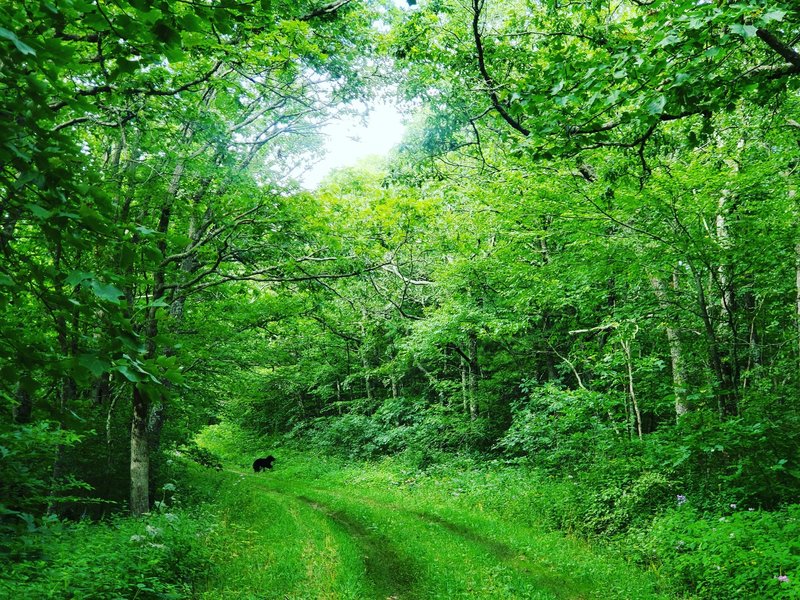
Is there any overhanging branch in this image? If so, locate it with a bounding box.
[471,0,530,136]
[756,28,800,70]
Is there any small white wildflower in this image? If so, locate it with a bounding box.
[730,503,737,509]
[146,525,162,537]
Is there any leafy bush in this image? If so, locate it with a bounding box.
[0,486,216,599]
[498,384,623,470]
[663,410,800,510]
[176,441,223,471]
[643,504,800,599]
[0,420,87,556]
[294,414,384,459]
[286,402,495,461]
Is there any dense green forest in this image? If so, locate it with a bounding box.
[3,0,800,597]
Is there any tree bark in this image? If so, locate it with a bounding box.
[460,356,469,414]
[468,330,478,420]
[796,240,800,362]
[692,266,737,416]
[130,386,150,515]
[12,385,32,423]
[621,338,642,439]
[129,158,184,515]
[650,274,690,418]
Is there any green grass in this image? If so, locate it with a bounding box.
[187,447,668,599]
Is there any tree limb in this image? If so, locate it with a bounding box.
[471,0,530,136]
[756,28,800,70]
[301,0,355,21]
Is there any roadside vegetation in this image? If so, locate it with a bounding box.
[4,0,800,598]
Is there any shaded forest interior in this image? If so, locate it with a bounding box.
[2,0,800,598]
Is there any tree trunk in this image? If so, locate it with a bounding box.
[129,158,184,515]
[650,274,690,418]
[621,339,642,439]
[796,240,800,362]
[692,266,737,416]
[12,385,32,423]
[467,330,478,420]
[460,356,469,414]
[130,386,150,515]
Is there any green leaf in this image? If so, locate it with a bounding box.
[0,27,36,56]
[153,20,181,46]
[729,23,758,39]
[146,298,170,308]
[760,10,786,24]
[78,354,108,377]
[116,365,143,382]
[66,270,93,286]
[89,280,126,303]
[646,95,667,115]
[25,203,53,219]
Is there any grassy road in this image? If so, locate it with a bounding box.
[190,455,667,599]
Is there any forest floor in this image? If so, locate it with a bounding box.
[186,451,668,599]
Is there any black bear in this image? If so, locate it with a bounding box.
[252,455,275,472]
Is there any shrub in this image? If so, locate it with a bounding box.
[176,441,223,471]
[0,486,216,599]
[0,421,86,557]
[644,504,800,599]
[498,384,623,471]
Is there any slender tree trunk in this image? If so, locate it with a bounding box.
[796,240,800,362]
[130,387,150,515]
[621,339,642,439]
[129,159,184,516]
[460,356,469,414]
[650,274,690,418]
[692,266,737,417]
[715,195,740,415]
[359,318,372,402]
[362,352,372,403]
[468,330,478,420]
[12,385,32,423]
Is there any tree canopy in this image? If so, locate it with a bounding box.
[3,1,800,597]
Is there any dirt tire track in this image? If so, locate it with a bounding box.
[296,487,587,598]
[296,495,419,600]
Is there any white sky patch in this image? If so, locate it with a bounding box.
[300,101,406,189]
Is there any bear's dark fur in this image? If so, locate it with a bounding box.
[252,455,275,472]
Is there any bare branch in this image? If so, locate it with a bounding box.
[471,0,530,136]
[380,263,433,286]
[756,28,800,70]
[301,0,355,21]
